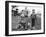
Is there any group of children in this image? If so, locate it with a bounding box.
[12,8,37,30]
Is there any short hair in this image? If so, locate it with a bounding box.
[32,9,35,13]
[16,9,18,10]
[22,10,24,11]
[32,9,35,11]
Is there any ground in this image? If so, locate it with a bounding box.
[12,14,41,31]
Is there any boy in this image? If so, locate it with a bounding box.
[31,9,36,30]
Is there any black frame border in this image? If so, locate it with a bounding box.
[5,1,45,36]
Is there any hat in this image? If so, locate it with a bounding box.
[16,9,18,10]
[32,9,35,11]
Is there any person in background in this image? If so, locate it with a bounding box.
[20,7,28,17]
[14,8,18,16]
[19,7,28,30]
[31,9,37,30]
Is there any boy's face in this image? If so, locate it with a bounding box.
[32,10,35,14]
[32,12,35,14]
[24,12,28,16]
[21,11,28,17]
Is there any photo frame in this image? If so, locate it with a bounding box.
[5,1,45,36]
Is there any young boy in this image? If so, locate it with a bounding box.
[31,9,36,30]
